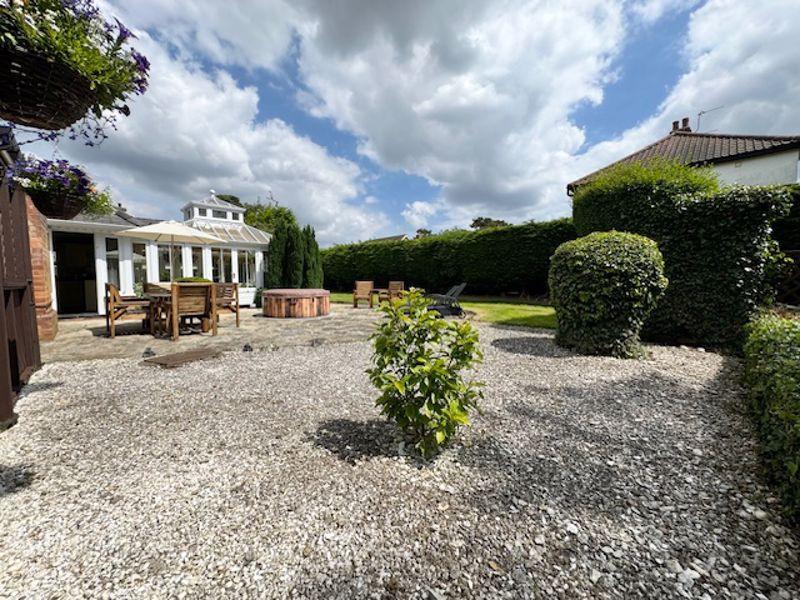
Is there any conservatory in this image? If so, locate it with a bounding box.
[44,193,270,315]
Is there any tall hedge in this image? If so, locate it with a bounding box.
[284,224,304,288]
[302,225,324,288]
[321,218,576,295]
[266,221,287,288]
[573,161,792,345]
[773,184,800,252]
[744,314,800,517]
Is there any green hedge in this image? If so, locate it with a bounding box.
[321,219,576,295]
[573,161,792,346]
[744,314,800,517]
[773,184,800,252]
[549,231,668,358]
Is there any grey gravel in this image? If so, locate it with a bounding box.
[0,325,798,599]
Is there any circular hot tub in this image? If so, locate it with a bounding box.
[262,288,331,318]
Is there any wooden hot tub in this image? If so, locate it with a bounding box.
[262,288,331,318]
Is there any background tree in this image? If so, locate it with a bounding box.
[245,202,297,233]
[415,228,432,238]
[302,225,324,288]
[265,221,288,288]
[284,223,305,288]
[471,216,509,230]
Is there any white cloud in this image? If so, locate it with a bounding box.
[401,200,443,229]
[629,0,701,24]
[44,32,387,246]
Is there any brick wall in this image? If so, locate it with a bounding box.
[26,197,58,341]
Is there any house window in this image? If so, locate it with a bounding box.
[132,243,147,291]
[191,246,203,278]
[212,209,227,219]
[106,238,120,288]
[158,244,182,281]
[237,249,256,287]
[234,213,242,221]
[212,248,231,282]
[198,208,207,217]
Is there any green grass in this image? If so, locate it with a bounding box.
[329,292,556,329]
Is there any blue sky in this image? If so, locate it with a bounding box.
[37,0,800,245]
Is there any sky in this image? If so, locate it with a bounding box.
[24,0,800,246]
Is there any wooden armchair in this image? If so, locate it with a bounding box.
[105,283,151,338]
[164,283,217,341]
[353,280,374,308]
[215,282,240,327]
[379,280,405,302]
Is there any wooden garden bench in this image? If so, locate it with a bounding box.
[105,283,151,338]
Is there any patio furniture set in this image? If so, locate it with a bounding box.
[352,280,466,316]
[105,282,240,340]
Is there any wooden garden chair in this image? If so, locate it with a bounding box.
[105,283,151,338]
[353,280,374,308]
[215,282,240,327]
[164,282,217,341]
[379,281,405,302]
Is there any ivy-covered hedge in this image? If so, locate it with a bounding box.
[321,219,576,295]
[744,314,800,517]
[773,184,800,252]
[549,232,668,358]
[573,161,792,346]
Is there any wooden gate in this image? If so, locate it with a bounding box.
[0,175,41,429]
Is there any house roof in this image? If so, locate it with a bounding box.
[367,233,409,243]
[568,129,800,193]
[181,191,245,213]
[184,218,271,246]
[68,206,162,227]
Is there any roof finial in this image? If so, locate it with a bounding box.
[209,189,216,197]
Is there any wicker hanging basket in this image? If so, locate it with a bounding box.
[0,37,96,131]
[27,189,86,220]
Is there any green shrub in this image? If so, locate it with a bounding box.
[744,314,800,517]
[322,218,576,295]
[367,289,484,457]
[573,160,792,346]
[176,276,211,283]
[302,225,324,288]
[284,224,304,288]
[549,232,668,358]
[266,221,287,289]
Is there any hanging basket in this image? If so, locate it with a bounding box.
[27,189,86,220]
[0,40,96,131]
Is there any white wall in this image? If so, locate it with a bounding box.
[713,149,800,186]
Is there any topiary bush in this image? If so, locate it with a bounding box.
[744,314,800,518]
[773,184,800,252]
[573,160,792,346]
[367,289,484,457]
[322,218,576,295]
[549,231,668,358]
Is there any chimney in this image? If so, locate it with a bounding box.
[671,120,679,132]
[681,117,691,132]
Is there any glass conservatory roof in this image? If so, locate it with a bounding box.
[185,218,271,246]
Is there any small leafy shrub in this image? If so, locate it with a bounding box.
[322,218,576,296]
[549,231,668,358]
[573,160,792,346]
[744,314,800,517]
[773,184,800,252]
[367,289,484,457]
[176,277,211,283]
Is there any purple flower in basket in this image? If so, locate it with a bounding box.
[114,18,136,43]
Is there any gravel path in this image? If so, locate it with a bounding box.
[0,325,798,599]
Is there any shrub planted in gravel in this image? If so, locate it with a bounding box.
[367,289,483,457]
[744,314,800,517]
[573,160,792,346]
[549,231,668,358]
[321,219,576,296]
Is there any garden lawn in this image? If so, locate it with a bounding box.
[329,292,556,329]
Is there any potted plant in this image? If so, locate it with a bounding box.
[0,0,149,138]
[10,155,113,218]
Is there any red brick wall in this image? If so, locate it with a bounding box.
[26,197,58,341]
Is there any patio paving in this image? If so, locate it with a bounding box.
[1,325,798,598]
[42,305,381,363]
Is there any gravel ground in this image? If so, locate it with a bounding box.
[0,325,798,599]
